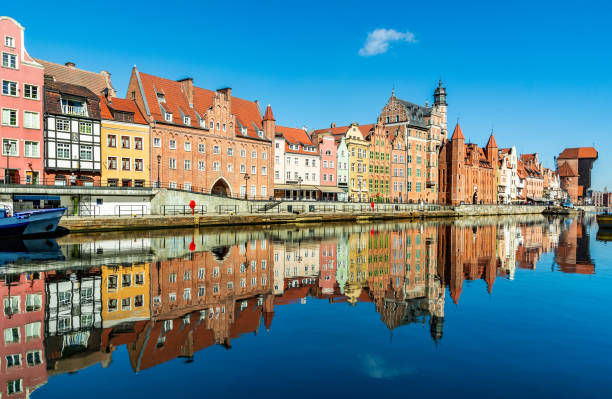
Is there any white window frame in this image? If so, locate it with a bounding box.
[1,108,18,127]
[169,139,176,150]
[5,36,15,48]
[153,137,161,147]
[23,83,39,100]
[2,52,17,69]
[2,138,18,157]
[24,140,40,158]
[2,79,17,96]
[23,111,40,129]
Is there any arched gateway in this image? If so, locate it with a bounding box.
[210,178,232,197]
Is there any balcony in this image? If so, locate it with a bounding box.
[62,104,88,116]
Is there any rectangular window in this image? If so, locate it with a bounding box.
[134,137,143,150]
[4,327,19,344]
[7,379,22,394]
[252,150,257,159]
[80,145,93,161]
[121,297,131,310]
[121,157,130,170]
[24,84,39,100]
[2,52,17,69]
[169,158,176,169]
[1,108,17,126]
[2,80,17,96]
[107,275,118,290]
[198,161,205,171]
[107,157,117,170]
[79,121,93,134]
[134,295,144,307]
[251,165,257,175]
[25,322,41,339]
[5,36,15,47]
[169,140,176,149]
[107,134,117,147]
[228,147,234,156]
[135,158,144,171]
[56,118,70,132]
[153,137,161,147]
[23,140,40,158]
[213,161,220,171]
[185,141,191,151]
[165,112,172,122]
[26,351,42,366]
[184,159,191,170]
[198,143,205,153]
[213,145,220,155]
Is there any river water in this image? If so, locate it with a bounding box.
[1,214,611,398]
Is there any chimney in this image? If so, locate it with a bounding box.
[217,87,232,99]
[331,122,336,128]
[65,61,76,68]
[100,70,116,97]
[178,77,194,107]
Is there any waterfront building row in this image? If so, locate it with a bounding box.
[0,16,597,204]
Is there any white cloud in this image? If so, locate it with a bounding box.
[358,28,417,56]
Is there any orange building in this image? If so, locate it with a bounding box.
[438,124,498,205]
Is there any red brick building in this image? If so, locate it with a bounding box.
[127,67,274,198]
[556,147,598,204]
[438,124,498,205]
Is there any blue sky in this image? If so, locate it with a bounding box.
[5,0,611,189]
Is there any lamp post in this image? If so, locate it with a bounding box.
[156,155,161,188]
[358,179,362,203]
[4,141,12,184]
[243,172,250,200]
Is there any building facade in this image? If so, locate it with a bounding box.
[556,147,598,204]
[318,133,339,201]
[99,95,150,187]
[273,125,320,200]
[377,81,448,203]
[498,147,520,203]
[345,123,371,202]
[367,123,391,202]
[127,68,274,199]
[438,124,498,205]
[0,17,44,185]
[43,81,102,185]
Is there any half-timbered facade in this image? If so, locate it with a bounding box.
[43,81,101,185]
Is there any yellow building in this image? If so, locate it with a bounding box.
[99,96,150,187]
[346,123,372,202]
[346,230,369,304]
[101,263,151,327]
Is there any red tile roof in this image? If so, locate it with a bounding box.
[451,123,464,140]
[36,58,116,95]
[99,96,148,125]
[312,123,374,138]
[520,153,536,163]
[137,70,268,141]
[277,125,316,155]
[558,147,598,159]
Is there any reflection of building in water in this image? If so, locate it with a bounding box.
[346,231,369,305]
[0,272,47,398]
[496,224,521,280]
[437,223,497,304]
[123,239,274,371]
[335,234,349,294]
[516,223,545,269]
[319,240,337,295]
[44,269,105,375]
[101,263,151,328]
[555,219,594,274]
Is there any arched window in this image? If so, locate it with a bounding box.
[209,120,214,129]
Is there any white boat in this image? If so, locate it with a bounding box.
[0,206,67,237]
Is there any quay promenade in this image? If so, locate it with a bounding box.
[58,203,573,233]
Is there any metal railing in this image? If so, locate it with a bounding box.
[217,205,238,214]
[115,205,148,217]
[161,205,207,215]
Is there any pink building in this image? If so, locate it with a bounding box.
[317,133,339,201]
[0,272,47,398]
[319,240,337,294]
[0,17,44,184]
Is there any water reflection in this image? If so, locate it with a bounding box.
[0,215,597,397]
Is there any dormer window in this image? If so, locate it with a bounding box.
[165,112,172,122]
[183,116,190,125]
[199,119,206,128]
[61,99,87,116]
[156,92,165,102]
[257,130,264,138]
[241,127,247,136]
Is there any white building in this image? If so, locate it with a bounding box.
[273,126,320,200]
[498,147,520,203]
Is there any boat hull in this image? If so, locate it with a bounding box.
[596,215,612,229]
[0,208,67,237]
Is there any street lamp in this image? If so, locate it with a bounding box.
[243,172,250,200]
[4,141,12,184]
[156,155,161,188]
[358,180,362,203]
